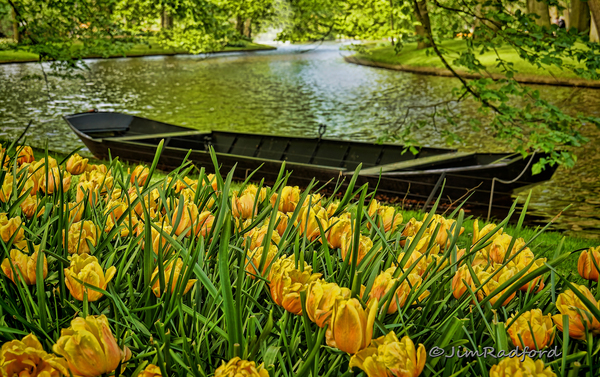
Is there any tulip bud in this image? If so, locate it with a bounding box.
[349,331,426,377]
[305,279,351,327]
[246,244,278,279]
[31,157,58,183]
[151,258,197,298]
[270,186,300,213]
[472,219,502,245]
[268,255,321,315]
[400,218,423,247]
[298,205,328,241]
[489,356,555,377]
[39,167,71,195]
[369,206,403,233]
[138,364,162,377]
[329,297,378,354]
[64,254,116,302]
[0,334,70,377]
[130,165,149,186]
[64,220,101,255]
[15,145,34,165]
[53,315,131,377]
[325,216,351,249]
[552,285,600,340]
[578,247,600,282]
[507,309,555,350]
[214,357,269,377]
[368,268,429,314]
[367,199,380,217]
[1,246,47,285]
[0,213,25,243]
[326,202,339,217]
[66,153,89,175]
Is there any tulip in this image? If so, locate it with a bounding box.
[246,244,278,279]
[428,215,463,248]
[325,215,352,249]
[105,199,128,222]
[349,331,426,377]
[517,258,546,293]
[76,181,100,205]
[404,233,440,255]
[329,297,378,354]
[246,224,281,250]
[64,254,116,302]
[53,315,131,377]
[171,200,199,237]
[298,205,328,241]
[232,191,257,219]
[489,356,556,377]
[151,258,197,298]
[138,364,162,377]
[340,234,374,265]
[241,184,268,202]
[452,264,482,300]
[400,218,423,247]
[130,165,149,186]
[20,195,39,219]
[472,219,502,245]
[15,145,34,165]
[64,220,101,255]
[65,201,84,223]
[272,211,289,236]
[31,157,58,183]
[65,153,89,175]
[507,309,555,350]
[140,223,174,256]
[204,173,218,191]
[0,333,70,377]
[39,167,71,195]
[268,255,321,315]
[128,187,160,217]
[85,163,108,174]
[0,213,25,243]
[396,251,441,277]
[0,173,13,202]
[270,186,300,213]
[552,285,600,340]
[488,234,526,264]
[475,265,518,306]
[305,279,351,327]
[367,199,380,218]
[1,247,47,285]
[578,247,600,282]
[105,215,139,238]
[369,206,403,233]
[214,357,269,377]
[326,202,339,217]
[368,267,429,314]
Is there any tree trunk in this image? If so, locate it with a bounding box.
[570,0,591,32]
[11,5,20,43]
[527,0,551,27]
[589,0,600,40]
[414,0,432,50]
[244,18,252,39]
[389,0,395,46]
[161,8,173,30]
[591,17,599,42]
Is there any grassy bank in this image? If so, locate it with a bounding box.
[354,40,590,80]
[0,39,275,64]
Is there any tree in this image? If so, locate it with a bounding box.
[570,0,591,32]
[414,0,432,49]
[527,0,551,27]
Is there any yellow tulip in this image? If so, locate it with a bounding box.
[369,268,429,314]
[400,218,423,247]
[396,251,441,277]
[31,157,58,183]
[367,199,380,218]
[369,206,403,233]
[270,186,300,213]
[137,364,162,377]
[15,145,35,165]
[404,233,440,255]
[64,254,116,302]
[232,191,257,219]
[0,213,25,243]
[171,200,199,237]
[20,195,39,219]
[325,216,352,249]
[427,215,463,248]
[214,357,269,377]
[340,233,374,265]
[53,315,131,377]
[127,187,160,217]
[272,211,290,236]
[552,285,600,340]
[489,356,556,377]
[517,257,546,293]
[0,173,13,202]
[39,167,71,195]
[64,220,101,255]
[84,163,108,174]
[1,246,47,285]
[329,297,378,354]
[349,331,426,377]
[130,165,149,186]
[66,201,84,223]
[507,309,555,350]
[268,255,321,315]
[305,279,351,327]
[488,234,526,264]
[472,219,503,244]
[0,333,70,377]
[151,258,197,298]
[140,223,174,256]
[246,224,281,250]
[326,202,339,217]
[65,153,89,175]
[578,247,600,282]
[76,180,100,205]
[475,265,518,306]
[246,244,278,279]
[298,205,328,241]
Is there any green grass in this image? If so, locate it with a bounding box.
[0,38,275,63]
[355,40,589,80]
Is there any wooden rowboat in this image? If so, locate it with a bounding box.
[63,111,557,212]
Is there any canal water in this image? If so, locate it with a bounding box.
[0,43,598,238]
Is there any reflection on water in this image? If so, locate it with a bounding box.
[0,43,598,238]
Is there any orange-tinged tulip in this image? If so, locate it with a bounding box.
[0,213,25,243]
[31,157,58,182]
[53,315,131,377]
[84,163,108,174]
[0,173,13,202]
[349,331,426,377]
[507,309,555,350]
[39,167,71,194]
[64,220,101,255]
[369,206,403,233]
[329,297,378,354]
[202,173,218,191]
[76,180,100,205]
[396,251,443,277]
[138,364,162,377]
[475,265,518,306]
[340,234,374,265]
[65,201,84,223]
[130,165,149,186]
[268,255,321,315]
[452,264,482,300]
[517,258,546,293]
[105,199,128,222]
[151,258,197,298]
[105,215,139,238]
[325,216,352,249]
[172,176,197,193]
[20,195,39,219]
[488,234,526,264]
[578,247,600,282]
[428,215,463,248]
[246,244,278,279]
[141,223,174,255]
[305,279,351,327]
[64,253,116,301]
[65,153,88,175]
[15,145,34,165]
[246,224,281,250]
[400,218,423,247]
[298,205,328,241]
[0,333,70,377]
[171,200,199,237]
[128,187,160,217]
[368,267,429,314]
[404,233,440,255]
[241,184,268,202]
[552,285,600,340]
[272,211,289,236]
[214,357,269,377]
[232,191,257,219]
[1,247,47,285]
[489,356,556,377]
[270,186,300,213]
